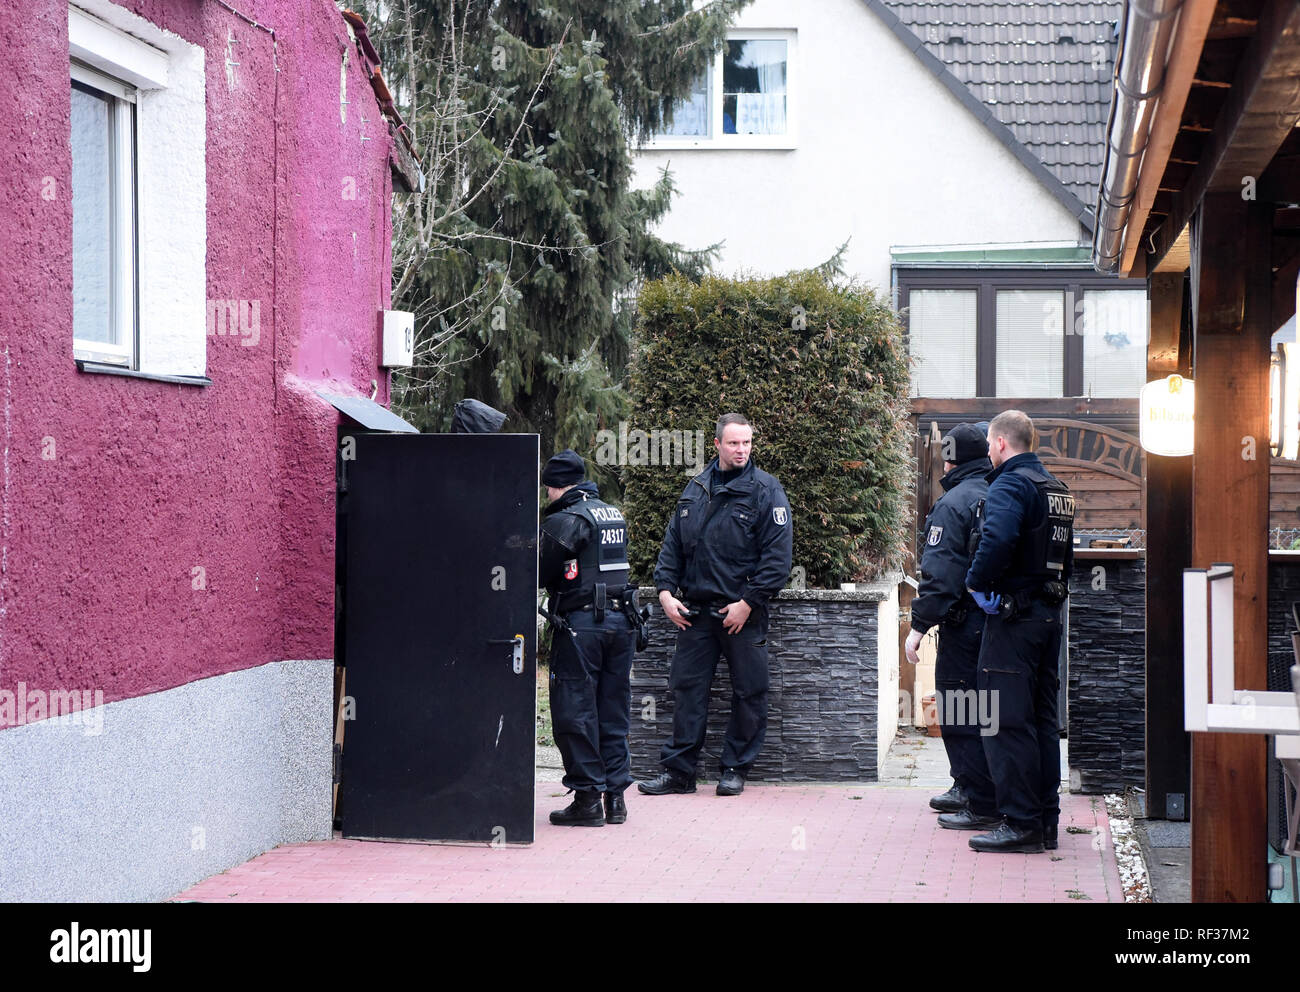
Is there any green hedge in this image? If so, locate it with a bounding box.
[621,270,912,587]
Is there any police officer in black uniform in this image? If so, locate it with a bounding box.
[638,413,793,798]
[964,410,1075,853]
[538,450,638,827]
[905,424,1000,831]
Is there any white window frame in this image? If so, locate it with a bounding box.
[71,61,137,367]
[68,1,207,381]
[645,28,797,150]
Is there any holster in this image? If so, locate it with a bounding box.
[622,586,650,651]
[998,590,1030,622]
[593,583,606,624]
[941,603,970,627]
[1041,580,1068,605]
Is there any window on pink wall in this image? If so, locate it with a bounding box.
[68,2,208,381]
[71,62,137,368]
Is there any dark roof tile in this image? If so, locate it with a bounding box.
[878,0,1121,209]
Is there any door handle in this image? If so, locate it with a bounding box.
[487,634,526,674]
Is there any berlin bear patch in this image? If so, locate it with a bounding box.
[927,525,943,546]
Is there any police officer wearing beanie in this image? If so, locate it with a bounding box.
[638,413,792,798]
[905,424,1000,831]
[964,410,1075,854]
[538,449,637,827]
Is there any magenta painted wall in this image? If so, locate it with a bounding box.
[0,0,396,705]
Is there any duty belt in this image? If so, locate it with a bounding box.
[572,598,626,613]
[999,581,1069,621]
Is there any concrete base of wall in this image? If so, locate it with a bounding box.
[0,658,333,901]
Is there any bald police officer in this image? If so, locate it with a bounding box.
[905,424,1000,831]
[539,450,637,826]
[964,410,1075,853]
[638,413,792,798]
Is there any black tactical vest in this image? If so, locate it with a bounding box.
[1008,462,1075,582]
[553,497,630,611]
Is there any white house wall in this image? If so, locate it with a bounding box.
[633,0,1087,292]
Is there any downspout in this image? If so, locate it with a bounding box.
[1093,0,1184,273]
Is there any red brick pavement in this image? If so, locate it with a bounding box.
[173,786,1122,903]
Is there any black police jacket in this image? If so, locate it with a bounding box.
[911,457,991,634]
[539,482,630,607]
[965,452,1075,595]
[653,457,793,609]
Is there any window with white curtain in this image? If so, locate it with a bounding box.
[723,39,786,135]
[1082,290,1147,397]
[996,290,1064,397]
[648,30,795,148]
[908,290,977,397]
[661,69,710,137]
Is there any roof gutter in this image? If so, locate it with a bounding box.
[1093,0,1185,273]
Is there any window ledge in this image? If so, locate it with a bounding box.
[641,138,798,151]
[76,360,211,387]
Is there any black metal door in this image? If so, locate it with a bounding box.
[339,432,538,844]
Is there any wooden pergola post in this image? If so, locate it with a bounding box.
[1143,271,1192,820]
[1188,191,1272,902]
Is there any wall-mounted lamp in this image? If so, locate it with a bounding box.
[1140,374,1195,456]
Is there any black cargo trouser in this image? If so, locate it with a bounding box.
[976,598,1063,832]
[549,609,636,794]
[935,608,998,817]
[659,604,769,778]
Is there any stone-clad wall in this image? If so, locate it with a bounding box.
[627,586,894,783]
[1066,555,1146,793]
[1266,559,1300,689]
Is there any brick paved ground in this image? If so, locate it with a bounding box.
[174,736,1122,902]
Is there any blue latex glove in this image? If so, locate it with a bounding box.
[970,590,1002,615]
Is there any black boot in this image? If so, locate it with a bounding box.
[937,809,1003,830]
[1043,824,1058,850]
[637,770,696,795]
[716,767,745,796]
[928,784,968,813]
[604,791,627,824]
[969,822,1044,853]
[549,790,605,827]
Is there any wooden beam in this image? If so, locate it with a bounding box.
[1189,192,1272,903]
[1149,271,1186,374]
[1145,271,1192,820]
[1120,0,1220,276]
[1276,239,1300,328]
[1151,0,1300,269]
[909,397,1138,418]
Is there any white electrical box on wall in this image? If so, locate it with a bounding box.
[381,309,415,367]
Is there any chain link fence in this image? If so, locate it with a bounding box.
[1075,528,1146,550]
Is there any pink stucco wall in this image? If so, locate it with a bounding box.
[0,0,396,704]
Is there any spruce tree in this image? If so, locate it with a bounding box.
[355,1,750,478]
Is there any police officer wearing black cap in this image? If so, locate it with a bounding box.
[538,449,638,826]
[638,413,792,798]
[964,410,1075,854]
[905,423,1000,831]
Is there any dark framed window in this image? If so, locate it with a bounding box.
[897,268,1148,399]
